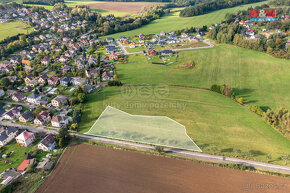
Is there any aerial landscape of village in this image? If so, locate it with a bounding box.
[0,0,289,192]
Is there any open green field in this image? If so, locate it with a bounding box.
[0,21,32,41]
[103,1,270,38]
[80,86,290,165]
[91,8,130,17]
[24,3,54,11]
[86,106,201,151]
[116,44,290,110]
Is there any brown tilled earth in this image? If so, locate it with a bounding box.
[88,2,163,13]
[36,144,290,193]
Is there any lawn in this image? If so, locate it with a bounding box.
[80,86,290,165]
[0,141,35,173]
[103,1,270,38]
[0,21,32,41]
[116,44,290,110]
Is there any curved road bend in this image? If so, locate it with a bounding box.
[2,121,290,174]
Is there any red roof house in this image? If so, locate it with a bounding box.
[17,159,30,171]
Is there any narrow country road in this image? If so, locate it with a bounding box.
[2,121,290,174]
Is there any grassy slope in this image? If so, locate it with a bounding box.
[104,1,269,38]
[80,87,290,165]
[0,21,32,41]
[116,45,290,110]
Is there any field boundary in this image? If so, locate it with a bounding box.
[85,106,202,152]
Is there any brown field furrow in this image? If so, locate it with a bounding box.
[36,144,290,193]
[88,2,163,13]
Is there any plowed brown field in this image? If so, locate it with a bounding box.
[36,144,290,193]
[88,2,163,13]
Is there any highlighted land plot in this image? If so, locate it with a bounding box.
[85,106,201,152]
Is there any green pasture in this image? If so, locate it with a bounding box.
[0,21,32,41]
[80,86,290,165]
[116,44,290,110]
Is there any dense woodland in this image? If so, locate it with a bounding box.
[179,0,265,17]
[22,0,64,6]
[269,0,290,6]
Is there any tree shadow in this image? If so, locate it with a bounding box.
[221,148,234,153]
[260,106,270,112]
[249,150,265,156]
[233,88,255,98]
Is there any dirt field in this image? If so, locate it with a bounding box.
[88,1,163,13]
[36,144,290,193]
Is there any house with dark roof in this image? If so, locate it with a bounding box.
[12,92,26,102]
[51,95,67,107]
[2,107,22,121]
[34,111,51,126]
[38,135,56,151]
[0,126,18,146]
[19,111,34,123]
[27,94,41,104]
[60,77,71,86]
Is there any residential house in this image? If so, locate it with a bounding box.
[27,94,41,104]
[12,92,26,102]
[161,49,174,56]
[147,49,157,56]
[34,111,51,126]
[38,74,48,85]
[60,77,71,86]
[48,76,59,86]
[102,71,114,81]
[24,75,35,84]
[38,135,56,151]
[86,68,100,79]
[51,95,67,107]
[0,126,18,146]
[62,65,74,74]
[106,46,116,54]
[51,115,71,128]
[15,131,36,147]
[71,77,87,86]
[19,111,34,123]
[41,58,50,65]
[2,107,22,121]
[106,37,114,43]
[0,89,5,97]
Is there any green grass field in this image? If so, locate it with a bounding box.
[80,86,290,165]
[116,44,290,110]
[103,1,270,38]
[0,21,32,41]
[0,141,35,173]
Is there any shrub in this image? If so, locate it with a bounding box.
[236,97,244,104]
[210,84,221,94]
[249,104,264,116]
[108,80,123,86]
[155,146,164,153]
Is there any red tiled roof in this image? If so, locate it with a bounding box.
[17,159,29,171]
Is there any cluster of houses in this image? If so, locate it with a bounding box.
[0,126,57,186]
[0,7,30,23]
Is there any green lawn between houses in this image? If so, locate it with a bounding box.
[103,1,270,39]
[80,86,290,166]
[116,44,290,110]
[0,21,32,41]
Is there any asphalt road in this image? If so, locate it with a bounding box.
[2,121,290,174]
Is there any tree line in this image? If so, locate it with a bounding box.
[179,0,265,17]
[22,0,64,6]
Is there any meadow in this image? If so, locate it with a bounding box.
[79,86,290,165]
[0,21,32,41]
[103,1,270,38]
[116,45,290,110]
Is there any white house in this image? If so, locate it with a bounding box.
[15,131,36,147]
[38,135,56,151]
[51,115,71,128]
[0,89,5,97]
[27,94,42,104]
[0,126,18,146]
